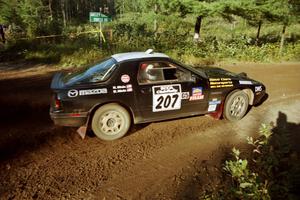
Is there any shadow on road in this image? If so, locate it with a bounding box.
[178,111,300,199]
[0,100,78,161]
[0,74,78,161]
[273,111,300,197]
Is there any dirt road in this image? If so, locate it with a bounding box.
[0,62,299,199]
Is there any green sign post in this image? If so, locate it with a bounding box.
[89,12,111,47]
[89,12,112,23]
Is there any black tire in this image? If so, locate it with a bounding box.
[91,103,131,141]
[223,90,249,121]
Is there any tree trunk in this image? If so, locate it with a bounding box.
[194,16,202,41]
[279,24,287,56]
[61,0,66,27]
[154,3,158,37]
[255,20,262,45]
[48,0,53,21]
[66,0,69,23]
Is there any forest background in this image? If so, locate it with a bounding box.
[0,0,299,67]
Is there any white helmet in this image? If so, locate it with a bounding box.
[145,64,157,81]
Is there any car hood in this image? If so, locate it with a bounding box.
[193,66,258,82]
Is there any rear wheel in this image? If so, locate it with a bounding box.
[223,90,249,121]
[92,103,131,141]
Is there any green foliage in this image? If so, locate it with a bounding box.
[0,35,107,67]
[115,0,196,17]
[0,0,16,23]
[223,147,270,199]
[1,0,300,65]
[0,0,299,37]
[203,123,299,199]
[17,0,43,37]
[247,123,297,199]
[219,0,296,26]
[115,0,147,14]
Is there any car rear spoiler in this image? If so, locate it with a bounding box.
[51,72,65,89]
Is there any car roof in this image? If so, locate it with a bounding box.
[111,51,169,62]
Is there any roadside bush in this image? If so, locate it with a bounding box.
[247,124,298,199]
[223,147,270,199]
[202,123,299,199]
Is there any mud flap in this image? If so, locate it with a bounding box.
[77,115,90,139]
[77,126,87,139]
[208,101,224,120]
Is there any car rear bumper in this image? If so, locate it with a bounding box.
[50,110,88,127]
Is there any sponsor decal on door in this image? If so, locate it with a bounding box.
[152,84,182,112]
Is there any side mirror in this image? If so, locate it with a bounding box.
[238,72,248,78]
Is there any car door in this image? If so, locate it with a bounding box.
[136,60,209,122]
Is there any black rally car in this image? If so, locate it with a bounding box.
[50,50,266,140]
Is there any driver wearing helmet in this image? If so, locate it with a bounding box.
[140,63,163,83]
[145,64,156,81]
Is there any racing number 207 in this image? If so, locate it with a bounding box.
[155,94,179,110]
[152,84,182,112]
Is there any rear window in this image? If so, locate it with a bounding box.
[63,58,117,85]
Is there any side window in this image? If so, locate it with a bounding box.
[168,63,192,82]
[138,61,192,84]
[138,62,164,83]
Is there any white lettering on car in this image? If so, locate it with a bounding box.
[255,86,262,92]
[113,84,133,93]
[208,99,221,112]
[79,88,108,96]
[181,92,190,100]
[239,80,252,85]
[68,88,107,98]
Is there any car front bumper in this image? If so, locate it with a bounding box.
[253,90,268,105]
[50,109,88,127]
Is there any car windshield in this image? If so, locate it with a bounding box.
[63,58,117,85]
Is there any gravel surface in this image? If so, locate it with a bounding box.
[0,62,299,199]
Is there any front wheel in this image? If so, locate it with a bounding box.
[223,90,249,121]
[91,103,131,141]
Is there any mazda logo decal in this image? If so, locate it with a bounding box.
[68,89,78,98]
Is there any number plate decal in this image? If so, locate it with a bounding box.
[152,84,182,112]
